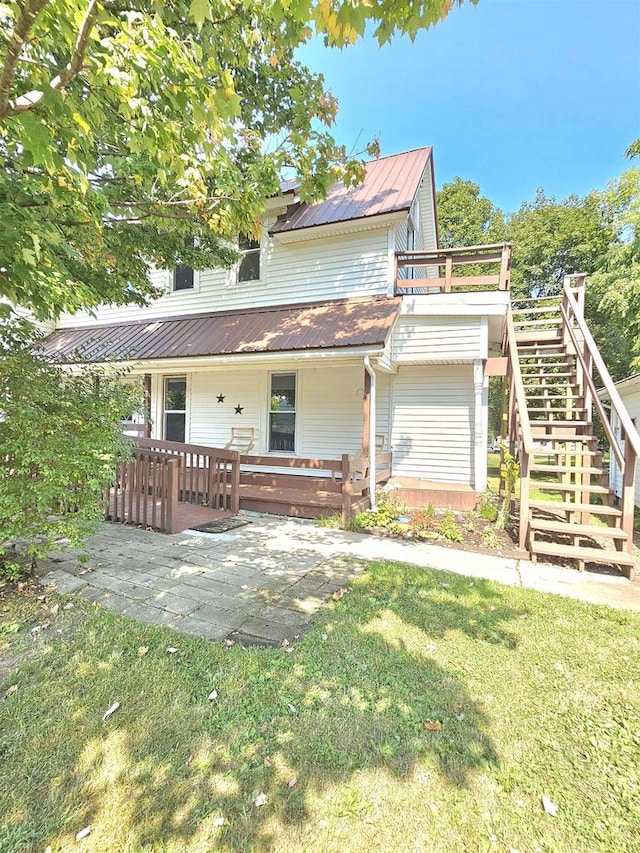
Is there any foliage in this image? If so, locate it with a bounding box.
[0,0,472,321]
[0,319,141,575]
[436,177,506,249]
[587,168,640,374]
[496,444,519,530]
[481,526,501,549]
[508,188,615,299]
[477,493,498,522]
[439,509,462,542]
[407,504,437,534]
[352,486,408,530]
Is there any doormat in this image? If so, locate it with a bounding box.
[189,518,250,534]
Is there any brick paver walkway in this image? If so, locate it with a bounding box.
[37,518,368,644]
[37,513,640,644]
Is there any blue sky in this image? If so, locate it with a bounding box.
[299,0,640,211]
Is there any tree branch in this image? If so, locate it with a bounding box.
[0,0,51,119]
[3,0,99,118]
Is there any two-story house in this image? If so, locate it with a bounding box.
[44,146,511,515]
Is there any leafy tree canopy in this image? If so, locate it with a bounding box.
[436,177,505,248]
[0,0,473,320]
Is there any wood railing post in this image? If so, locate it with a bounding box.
[165,457,179,534]
[231,450,240,514]
[444,255,453,293]
[519,450,530,550]
[621,443,637,560]
[341,453,352,525]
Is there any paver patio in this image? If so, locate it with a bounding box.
[37,513,640,644]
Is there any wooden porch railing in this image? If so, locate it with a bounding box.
[106,447,180,533]
[136,437,240,513]
[561,275,640,554]
[239,450,393,523]
[502,305,535,548]
[395,242,512,295]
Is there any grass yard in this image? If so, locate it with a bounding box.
[1,563,639,853]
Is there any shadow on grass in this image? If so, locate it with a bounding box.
[0,564,520,851]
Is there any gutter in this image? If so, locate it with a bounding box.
[364,355,377,510]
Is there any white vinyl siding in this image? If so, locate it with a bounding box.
[188,371,263,449]
[56,228,390,329]
[418,159,438,250]
[391,316,484,363]
[299,365,364,458]
[609,388,640,507]
[390,365,474,484]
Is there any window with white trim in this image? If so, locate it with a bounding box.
[164,376,186,442]
[237,234,261,283]
[269,373,296,453]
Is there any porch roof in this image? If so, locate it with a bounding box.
[43,296,402,364]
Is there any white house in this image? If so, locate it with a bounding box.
[603,373,640,508]
[43,147,511,515]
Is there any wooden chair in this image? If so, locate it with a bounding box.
[349,434,387,479]
[225,427,255,453]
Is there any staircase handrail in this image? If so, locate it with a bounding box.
[562,280,640,461]
[505,305,535,454]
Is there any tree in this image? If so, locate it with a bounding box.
[507,189,615,298]
[0,0,474,321]
[436,177,505,248]
[587,167,640,377]
[0,318,141,577]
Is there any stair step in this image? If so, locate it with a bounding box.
[529,540,636,567]
[521,362,571,370]
[528,406,587,412]
[530,447,597,456]
[530,464,603,474]
[529,500,622,516]
[529,518,627,539]
[529,419,590,427]
[530,482,610,494]
[514,319,563,328]
[534,435,598,444]
[526,393,583,399]
[523,372,576,379]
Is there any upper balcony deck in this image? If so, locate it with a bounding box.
[394,242,512,296]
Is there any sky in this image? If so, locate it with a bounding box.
[298,0,640,212]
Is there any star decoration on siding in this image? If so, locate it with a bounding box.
[217,394,225,403]
[234,404,243,414]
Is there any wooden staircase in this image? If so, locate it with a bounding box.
[504,276,639,579]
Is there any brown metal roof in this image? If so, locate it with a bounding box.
[43,297,402,364]
[270,147,432,235]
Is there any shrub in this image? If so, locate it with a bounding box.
[0,318,142,579]
[354,487,408,530]
[477,494,498,522]
[440,509,463,542]
[408,504,436,534]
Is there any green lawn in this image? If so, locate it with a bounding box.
[1,563,639,852]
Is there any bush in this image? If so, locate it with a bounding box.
[0,318,142,578]
[477,494,498,522]
[352,486,407,530]
[408,504,436,534]
[440,509,463,542]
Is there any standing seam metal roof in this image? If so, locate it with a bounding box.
[269,147,432,234]
[43,297,402,364]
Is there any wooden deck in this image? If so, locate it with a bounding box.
[107,494,232,534]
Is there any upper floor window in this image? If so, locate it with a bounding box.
[172,265,194,291]
[237,234,261,283]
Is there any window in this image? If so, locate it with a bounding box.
[269,373,296,453]
[164,376,186,442]
[237,234,261,283]
[172,265,194,291]
[406,225,416,280]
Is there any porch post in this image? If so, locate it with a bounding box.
[364,357,377,509]
[473,359,486,493]
[143,373,152,439]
